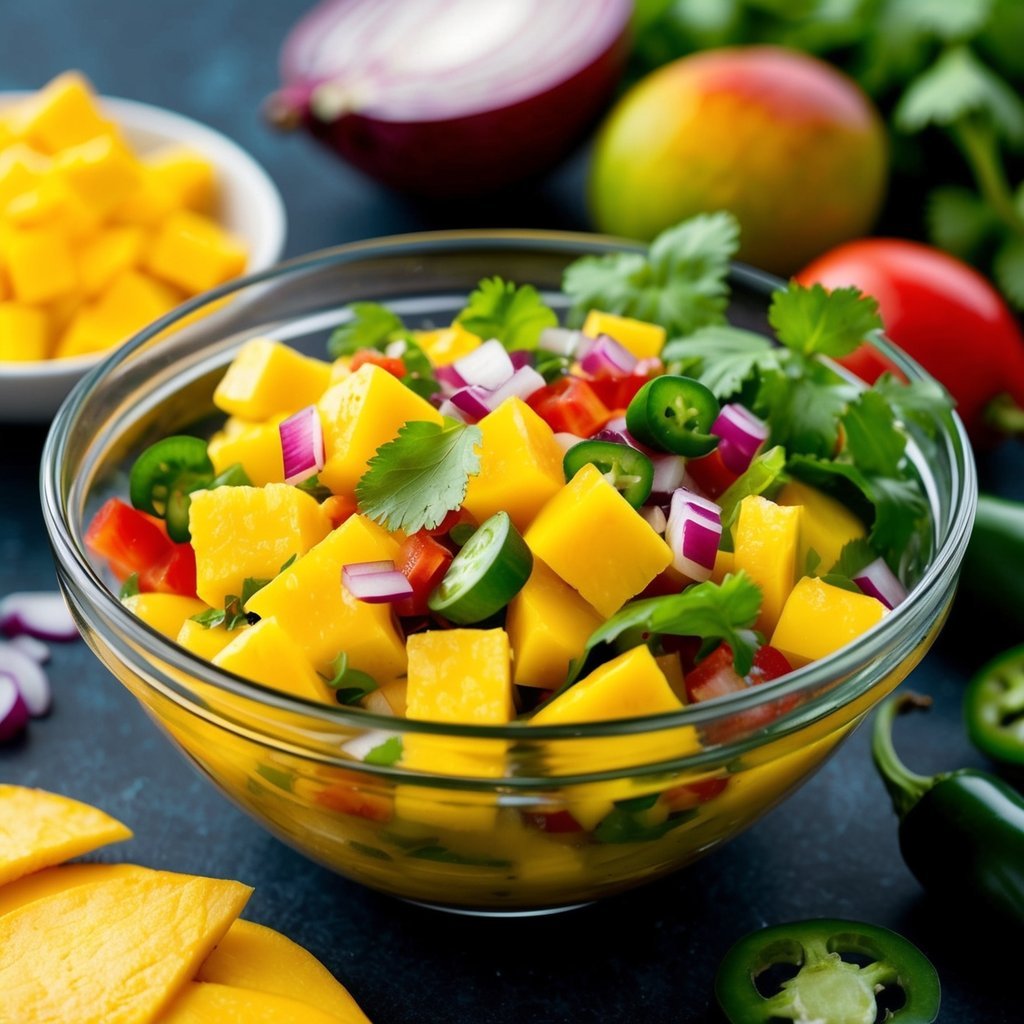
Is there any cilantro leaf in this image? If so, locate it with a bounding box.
[830,537,879,578]
[328,303,405,358]
[870,373,955,439]
[324,652,379,706]
[386,336,441,400]
[927,186,1002,261]
[661,325,782,399]
[456,277,557,350]
[993,234,1024,309]
[190,607,226,629]
[364,736,403,767]
[570,572,763,683]
[841,391,907,477]
[718,446,787,529]
[562,212,740,335]
[356,419,482,534]
[768,282,882,358]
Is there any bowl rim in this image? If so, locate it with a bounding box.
[41,228,978,758]
[0,90,287,379]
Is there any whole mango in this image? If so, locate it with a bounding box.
[588,46,888,275]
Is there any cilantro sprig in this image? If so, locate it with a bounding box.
[356,419,482,535]
[323,652,378,706]
[456,277,557,350]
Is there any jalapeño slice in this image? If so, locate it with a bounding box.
[563,440,654,508]
[626,375,720,457]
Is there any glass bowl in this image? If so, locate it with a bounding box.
[41,231,976,915]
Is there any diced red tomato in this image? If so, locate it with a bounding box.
[661,776,729,813]
[684,644,745,704]
[427,507,474,538]
[313,781,393,822]
[527,377,611,437]
[322,493,358,528]
[350,349,407,378]
[394,531,453,617]
[522,809,584,833]
[587,373,650,412]
[141,543,198,598]
[686,448,740,499]
[85,498,173,582]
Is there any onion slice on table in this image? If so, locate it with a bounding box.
[665,489,723,582]
[0,674,29,741]
[8,635,51,664]
[853,558,907,610]
[0,644,51,717]
[0,591,77,641]
[343,562,414,603]
[280,406,325,485]
[268,0,632,195]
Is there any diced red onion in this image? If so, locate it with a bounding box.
[650,455,689,496]
[487,366,546,406]
[641,506,667,533]
[0,592,78,642]
[0,674,28,742]
[665,488,722,581]
[343,561,414,603]
[590,428,635,447]
[280,406,326,485]
[0,644,51,717]
[538,327,583,358]
[454,339,515,389]
[8,635,50,664]
[713,403,770,474]
[438,398,468,422]
[509,350,533,370]
[578,333,637,378]
[553,432,586,453]
[634,357,664,376]
[853,558,907,610]
[434,363,465,394]
[449,385,494,422]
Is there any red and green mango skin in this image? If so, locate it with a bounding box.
[588,46,888,275]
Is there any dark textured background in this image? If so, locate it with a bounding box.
[1,4,1021,1020]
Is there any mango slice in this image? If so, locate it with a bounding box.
[581,310,666,359]
[197,919,372,1023]
[0,785,131,887]
[0,861,142,917]
[0,869,251,1024]
[157,982,355,1024]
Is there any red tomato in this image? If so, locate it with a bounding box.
[662,775,729,813]
[349,349,407,378]
[587,372,650,412]
[527,377,611,436]
[522,809,584,834]
[313,781,393,823]
[141,543,198,598]
[85,498,173,582]
[797,239,1024,443]
[394,531,453,617]
[685,448,739,499]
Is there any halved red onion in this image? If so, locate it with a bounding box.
[0,644,51,717]
[713,404,770,474]
[641,505,668,534]
[8,635,50,664]
[280,406,326,485]
[454,339,515,389]
[0,592,77,642]
[343,561,414,603]
[853,558,907,610]
[269,0,632,196]
[665,488,722,582]
[579,334,637,379]
[0,674,28,742]
[538,328,583,358]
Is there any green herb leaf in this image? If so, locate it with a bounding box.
[562,212,740,335]
[387,336,441,400]
[364,736,403,767]
[295,475,332,502]
[119,573,140,600]
[328,302,405,358]
[594,805,696,844]
[993,234,1024,309]
[356,419,482,534]
[870,374,955,439]
[768,282,882,358]
[661,324,781,399]
[190,607,226,629]
[209,463,252,489]
[927,186,1002,261]
[830,537,879,578]
[718,445,787,528]
[456,277,557,350]
[241,576,270,606]
[323,652,379,706]
[223,595,249,631]
[572,572,763,683]
[841,391,907,477]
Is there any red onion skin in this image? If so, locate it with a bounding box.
[273,18,630,196]
[0,676,28,742]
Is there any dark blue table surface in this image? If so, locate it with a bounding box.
[1,4,1021,1021]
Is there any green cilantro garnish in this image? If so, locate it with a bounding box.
[364,736,403,767]
[323,652,378,706]
[768,282,883,358]
[661,325,781,399]
[119,573,140,600]
[190,593,249,631]
[562,211,740,334]
[456,276,557,350]
[328,302,405,357]
[717,446,787,529]
[356,419,482,534]
[240,555,297,607]
[830,537,879,579]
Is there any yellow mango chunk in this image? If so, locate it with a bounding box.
[0,785,131,887]
[506,559,602,689]
[214,617,335,705]
[113,169,178,228]
[122,592,208,639]
[207,415,287,486]
[655,652,687,702]
[146,209,247,295]
[246,513,406,677]
[0,143,51,208]
[197,919,372,1023]
[5,176,103,240]
[189,483,331,608]
[158,982,356,1024]
[77,225,147,297]
[581,310,666,359]
[771,576,887,668]
[0,301,50,360]
[525,463,672,617]
[55,133,142,215]
[317,364,444,496]
[777,479,867,574]
[0,862,141,918]
[213,338,332,420]
[415,321,481,365]
[54,304,114,358]
[92,268,182,335]
[711,548,736,585]
[176,618,245,661]
[146,145,217,213]
[733,495,803,635]
[462,398,566,531]
[0,870,251,1024]
[4,225,77,304]
[17,71,112,153]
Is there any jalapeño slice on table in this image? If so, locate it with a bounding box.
[965,643,1024,767]
[625,375,720,457]
[427,511,532,625]
[562,440,654,508]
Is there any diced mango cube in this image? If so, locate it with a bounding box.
[771,576,887,668]
[5,177,103,240]
[213,338,332,420]
[777,479,867,574]
[506,559,602,689]
[0,302,50,361]
[145,209,247,294]
[17,71,112,152]
[76,225,146,297]
[214,616,335,705]
[415,321,482,365]
[53,304,112,359]
[733,495,803,635]
[54,133,142,215]
[525,463,672,617]
[4,226,77,304]
[245,513,406,678]
[581,310,666,359]
[317,363,444,496]
[711,548,736,584]
[462,397,566,531]
[176,618,245,661]
[112,169,178,227]
[0,143,50,208]
[91,268,181,338]
[145,144,217,213]
[189,483,331,608]
[207,415,286,486]
[121,593,208,638]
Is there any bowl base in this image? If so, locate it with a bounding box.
[402,898,593,918]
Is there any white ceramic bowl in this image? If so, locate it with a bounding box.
[0,93,287,423]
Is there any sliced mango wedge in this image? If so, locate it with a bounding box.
[0,861,141,917]
[157,982,354,1024]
